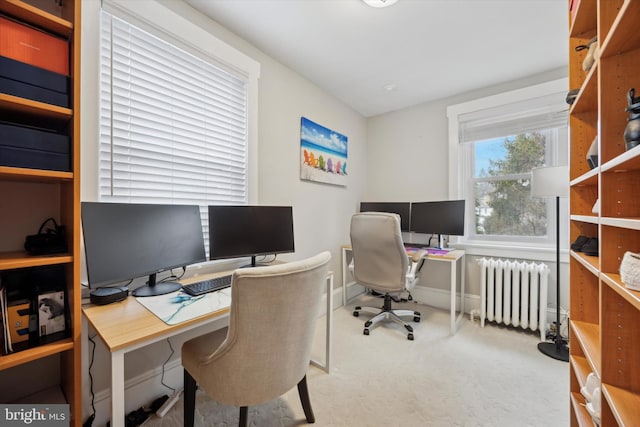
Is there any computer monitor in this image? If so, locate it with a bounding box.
[359,202,411,232]
[81,202,206,297]
[208,205,295,267]
[410,200,466,247]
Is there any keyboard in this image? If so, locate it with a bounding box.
[182,275,232,296]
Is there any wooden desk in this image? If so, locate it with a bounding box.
[341,245,466,334]
[83,270,333,427]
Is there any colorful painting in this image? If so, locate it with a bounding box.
[300,117,348,186]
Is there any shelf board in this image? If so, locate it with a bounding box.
[0,251,73,271]
[569,0,597,37]
[0,93,72,119]
[570,250,600,276]
[601,272,640,311]
[570,65,598,115]
[571,354,592,389]
[602,383,640,427]
[570,391,593,426]
[600,217,640,231]
[0,166,73,182]
[601,145,640,173]
[0,0,72,37]
[571,214,599,225]
[600,0,640,59]
[0,338,74,371]
[571,320,601,376]
[571,168,599,186]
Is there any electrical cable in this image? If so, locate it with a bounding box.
[83,334,97,427]
[161,339,176,393]
[159,266,186,284]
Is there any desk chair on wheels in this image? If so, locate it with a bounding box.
[350,212,426,340]
[181,251,331,427]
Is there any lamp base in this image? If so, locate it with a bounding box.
[537,341,569,362]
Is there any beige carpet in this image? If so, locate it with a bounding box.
[144,294,569,427]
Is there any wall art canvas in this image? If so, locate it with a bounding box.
[300,117,348,186]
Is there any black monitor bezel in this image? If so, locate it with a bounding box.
[208,205,295,266]
[409,200,466,236]
[81,202,206,296]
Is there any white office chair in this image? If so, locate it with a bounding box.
[350,212,426,340]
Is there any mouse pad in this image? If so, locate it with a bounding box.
[136,288,231,325]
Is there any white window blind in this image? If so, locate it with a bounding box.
[99,11,248,208]
[458,92,567,143]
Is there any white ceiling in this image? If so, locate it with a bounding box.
[184,0,568,117]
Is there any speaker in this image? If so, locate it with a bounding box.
[90,287,128,305]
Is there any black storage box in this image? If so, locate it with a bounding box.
[0,121,70,171]
[0,55,69,108]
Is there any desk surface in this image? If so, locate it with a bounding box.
[82,272,232,352]
[83,295,229,352]
[340,244,464,260]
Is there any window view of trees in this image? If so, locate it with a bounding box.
[475,132,547,237]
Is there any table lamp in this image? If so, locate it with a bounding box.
[531,165,569,362]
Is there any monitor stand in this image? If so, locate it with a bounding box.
[132,273,182,297]
[240,255,269,268]
[436,234,447,250]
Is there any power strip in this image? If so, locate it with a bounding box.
[156,388,183,418]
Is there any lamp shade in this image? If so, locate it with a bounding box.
[531,165,569,198]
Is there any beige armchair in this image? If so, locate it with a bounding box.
[350,212,426,340]
[181,251,331,427]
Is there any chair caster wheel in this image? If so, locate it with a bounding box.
[405,324,413,333]
[353,311,359,317]
[363,329,370,336]
[414,316,421,322]
[355,306,362,310]
[414,311,421,316]
[364,320,372,327]
[408,333,414,341]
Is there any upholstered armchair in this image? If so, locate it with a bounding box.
[181,251,331,426]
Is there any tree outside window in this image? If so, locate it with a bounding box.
[474,132,548,238]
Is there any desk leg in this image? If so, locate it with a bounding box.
[450,254,466,335]
[450,259,457,334]
[341,248,348,307]
[460,254,466,326]
[310,273,333,374]
[111,350,125,427]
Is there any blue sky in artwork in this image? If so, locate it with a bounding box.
[301,117,348,156]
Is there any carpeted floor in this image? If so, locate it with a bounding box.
[144,294,569,427]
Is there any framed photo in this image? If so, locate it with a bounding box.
[38,291,65,337]
[300,117,348,186]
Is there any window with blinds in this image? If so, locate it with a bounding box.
[99,11,249,243]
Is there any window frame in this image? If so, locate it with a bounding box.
[447,78,568,259]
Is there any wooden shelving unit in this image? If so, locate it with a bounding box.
[568,0,640,425]
[0,0,81,425]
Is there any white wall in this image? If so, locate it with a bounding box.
[79,1,367,424]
